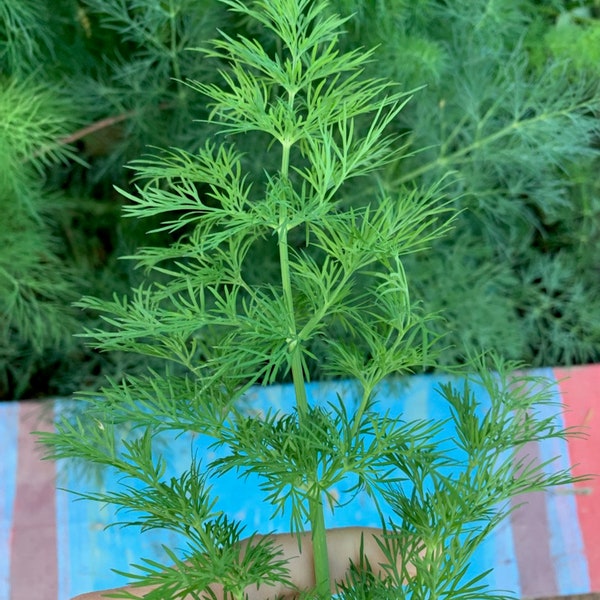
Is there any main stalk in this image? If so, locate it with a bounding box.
[278,141,331,598]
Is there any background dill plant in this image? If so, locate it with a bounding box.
[327,0,600,368]
[1,0,599,398]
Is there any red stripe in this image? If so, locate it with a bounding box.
[10,401,58,600]
[555,364,600,592]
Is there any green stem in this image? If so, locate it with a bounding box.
[350,384,375,440]
[309,496,330,598]
[278,141,309,416]
[168,0,186,104]
[395,106,585,185]
[278,136,330,598]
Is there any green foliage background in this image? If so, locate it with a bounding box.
[1,0,599,399]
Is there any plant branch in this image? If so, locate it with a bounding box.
[396,103,593,184]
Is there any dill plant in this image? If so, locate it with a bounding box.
[3,0,600,397]
[328,0,600,367]
[0,75,82,398]
[42,1,578,598]
[0,0,229,397]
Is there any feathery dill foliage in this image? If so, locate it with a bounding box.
[329,0,600,367]
[0,0,228,398]
[0,1,86,398]
[0,74,82,398]
[2,0,599,398]
[42,1,578,598]
[70,0,227,169]
[0,0,55,75]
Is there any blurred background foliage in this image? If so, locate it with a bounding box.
[1,0,599,399]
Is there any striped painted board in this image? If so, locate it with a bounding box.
[1,365,598,600]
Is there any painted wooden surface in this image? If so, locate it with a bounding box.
[1,365,598,600]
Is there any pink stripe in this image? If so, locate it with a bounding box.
[10,402,58,600]
[556,365,600,591]
[510,439,559,598]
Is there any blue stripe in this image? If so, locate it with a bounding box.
[53,400,67,600]
[55,471,71,600]
[0,402,19,600]
[535,369,591,596]
[461,376,521,597]
[484,516,520,595]
[53,400,73,600]
[54,399,139,597]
